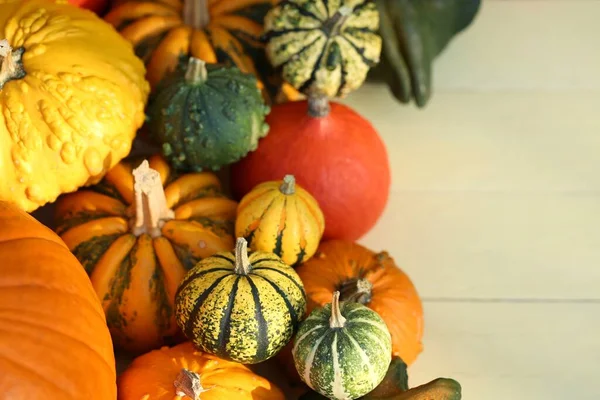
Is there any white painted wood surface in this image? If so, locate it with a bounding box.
[340,1,600,398]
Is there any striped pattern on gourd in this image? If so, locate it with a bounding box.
[235,174,325,266]
[264,0,382,98]
[293,292,392,400]
[175,238,307,364]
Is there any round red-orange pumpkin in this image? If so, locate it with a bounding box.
[68,0,109,14]
[298,240,424,364]
[0,201,116,398]
[231,98,390,242]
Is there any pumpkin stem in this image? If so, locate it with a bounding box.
[131,160,175,238]
[323,6,353,37]
[234,237,252,275]
[329,291,347,328]
[0,39,26,90]
[280,175,296,195]
[174,369,212,400]
[307,94,331,118]
[183,0,210,29]
[338,278,373,305]
[185,57,208,84]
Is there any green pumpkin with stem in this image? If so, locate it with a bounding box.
[146,57,271,172]
[174,237,306,364]
[293,291,392,400]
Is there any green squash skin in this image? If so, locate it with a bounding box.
[293,301,392,400]
[147,59,271,172]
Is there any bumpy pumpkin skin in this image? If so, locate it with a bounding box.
[265,0,382,98]
[54,154,237,353]
[104,0,300,102]
[118,341,285,400]
[293,293,392,400]
[296,240,424,365]
[175,238,307,364]
[236,175,325,266]
[0,0,149,212]
[0,201,116,399]
[147,57,271,172]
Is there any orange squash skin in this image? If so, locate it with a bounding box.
[0,201,116,399]
[118,341,286,400]
[104,0,301,102]
[296,240,424,365]
[54,154,238,354]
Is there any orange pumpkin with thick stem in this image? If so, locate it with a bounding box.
[118,341,285,400]
[297,240,424,365]
[104,0,300,102]
[0,201,116,398]
[54,154,237,354]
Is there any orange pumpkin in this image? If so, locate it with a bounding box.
[297,240,424,365]
[54,154,237,353]
[0,201,116,398]
[118,341,285,400]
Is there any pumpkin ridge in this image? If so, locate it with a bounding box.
[252,266,306,296]
[72,233,124,274]
[181,274,231,338]
[0,313,116,375]
[338,34,379,68]
[215,276,240,358]
[246,277,269,361]
[279,0,323,22]
[0,351,72,397]
[176,267,233,297]
[272,197,287,256]
[254,274,299,327]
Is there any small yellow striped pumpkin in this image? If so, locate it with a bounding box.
[174,237,307,364]
[235,174,325,267]
[264,0,382,97]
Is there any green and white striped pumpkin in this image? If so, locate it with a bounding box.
[264,0,382,98]
[293,292,392,400]
[174,237,307,364]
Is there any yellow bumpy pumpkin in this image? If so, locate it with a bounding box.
[0,0,149,212]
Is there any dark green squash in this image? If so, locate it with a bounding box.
[174,237,307,364]
[264,0,382,98]
[293,291,392,400]
[146,57,271,172]
[300,356,462,400]
[368,0,481,107]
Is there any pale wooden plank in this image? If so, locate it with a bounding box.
[358,190,600,300]
[341,87,600,194]
[408,301,600,400]
[432,1,600,91]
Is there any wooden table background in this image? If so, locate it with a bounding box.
[337,1,600,399]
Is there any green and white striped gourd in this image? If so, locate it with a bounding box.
[293,291,392,400]
[264,0,382,98]
[174,237,307,364]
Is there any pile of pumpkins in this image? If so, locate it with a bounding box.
[0,0,470,399]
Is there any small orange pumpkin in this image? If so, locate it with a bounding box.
[118,341,285,400]
[297,240,424,365]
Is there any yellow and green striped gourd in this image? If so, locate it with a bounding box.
[264,0,382,98]
[293,291,392,400]
[235,174,325,267]
[174,237,307,364]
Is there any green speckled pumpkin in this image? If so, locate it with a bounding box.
[264,0,382,97]
[147,57,271,172]
[175,237,307,364]
[293,291,392,400]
